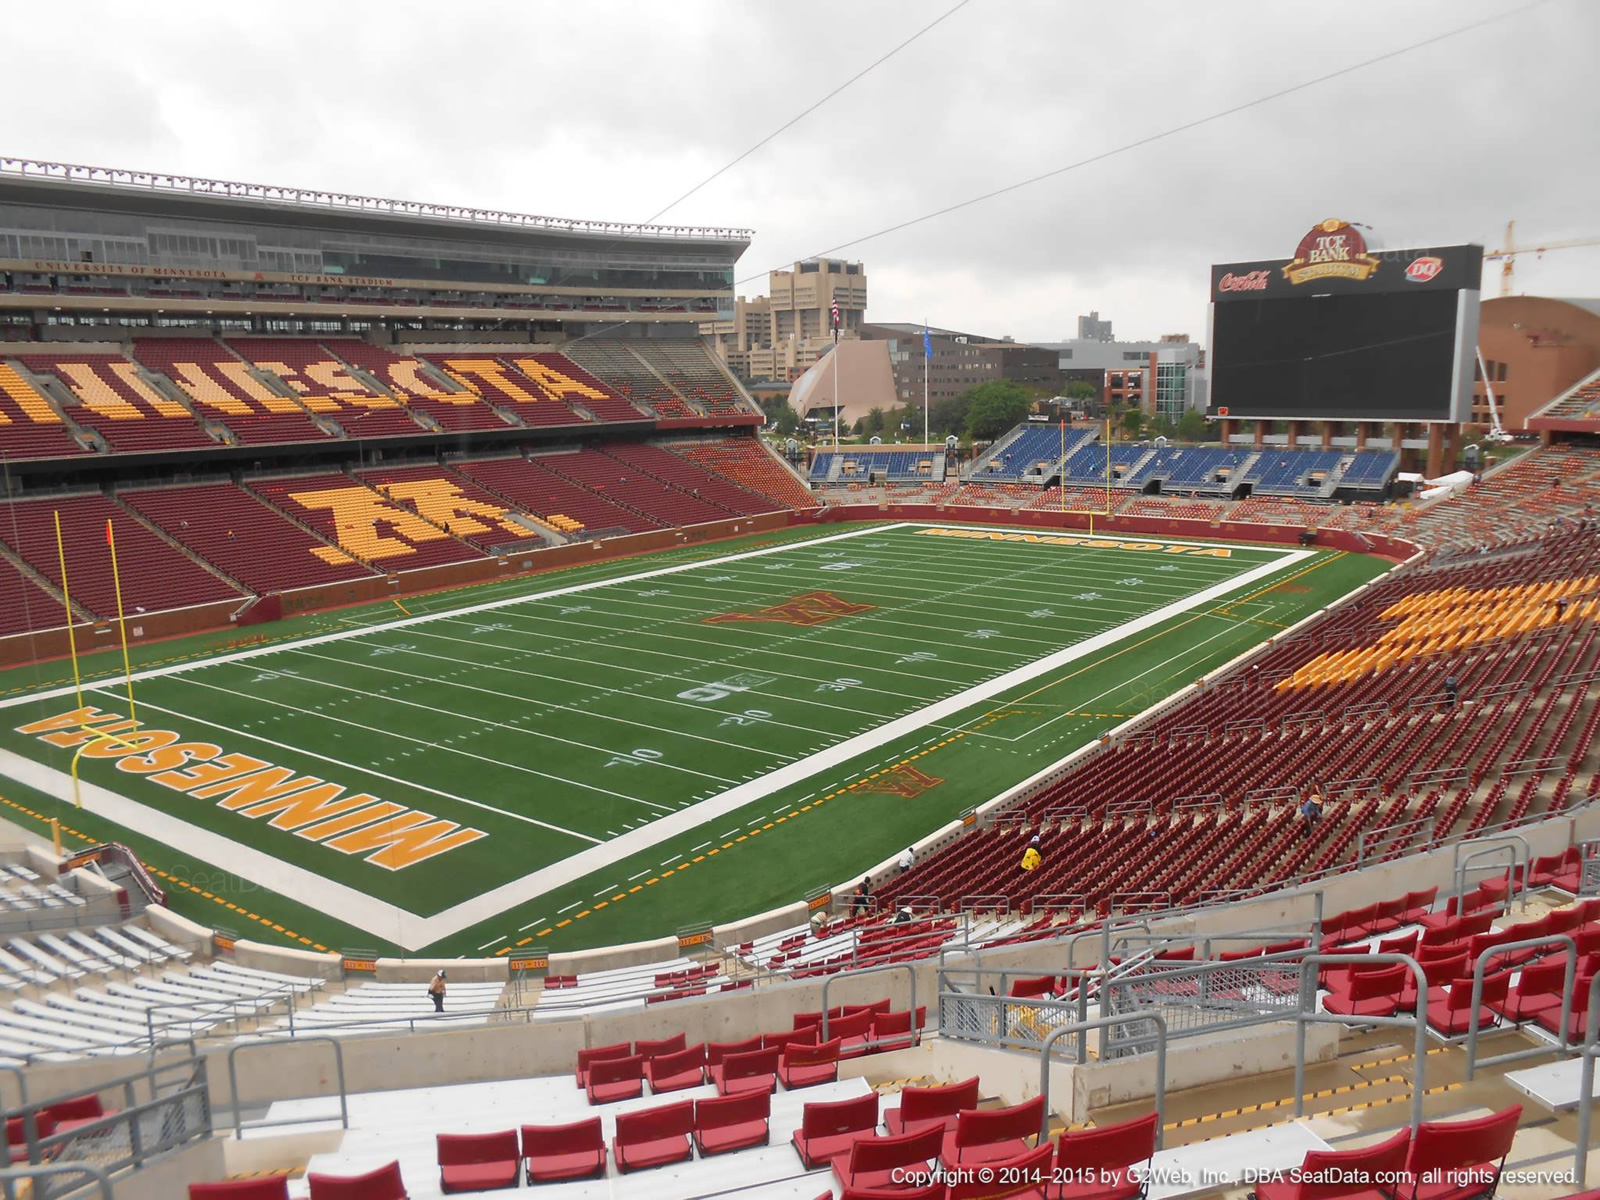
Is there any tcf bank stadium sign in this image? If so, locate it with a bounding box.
[1281,219,1381,285]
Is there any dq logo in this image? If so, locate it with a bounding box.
[1406,256,1443,283]
[705,590,875,628]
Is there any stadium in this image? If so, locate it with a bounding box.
[1,10,1599,1199]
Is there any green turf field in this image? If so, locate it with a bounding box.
[0,521,1391,956]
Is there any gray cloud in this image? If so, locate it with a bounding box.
[8,0,1596,341]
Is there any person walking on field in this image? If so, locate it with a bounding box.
[428,970,447,1013]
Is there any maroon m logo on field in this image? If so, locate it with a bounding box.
[705,590,875,628]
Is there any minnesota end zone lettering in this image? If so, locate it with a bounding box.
[915,528,1233,557]
[705,590,876,627]
[14,707,486,871]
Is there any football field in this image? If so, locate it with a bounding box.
[0,521,1389,956]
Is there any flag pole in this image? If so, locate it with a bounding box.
[923,320,930,448]
[1059,419,1065,515]
[832,325,840,453]
[107,518,137,725]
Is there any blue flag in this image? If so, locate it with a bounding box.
[923,326,932,359]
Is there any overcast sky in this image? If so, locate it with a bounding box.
[9,0,1597,344]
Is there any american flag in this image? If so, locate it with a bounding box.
[830,297,841,332]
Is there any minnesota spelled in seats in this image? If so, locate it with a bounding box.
[419,354,587,427]
[17,353,218,453]
[509,352,652,424]
[452,453,660,536]
[562,340,700,418]
[251,474,484,570]
[319,341,510,432]
[0,493,243,620]
[225,339,426,439]
[131,338,335,445]
[121,482,375,593]
[0,361,93,460]
[353,465,541,551]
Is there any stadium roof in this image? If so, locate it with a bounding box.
[0,156,753,243]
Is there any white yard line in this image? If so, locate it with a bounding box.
[0,524,899,713]
[0,527,1311,948]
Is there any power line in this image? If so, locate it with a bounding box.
[738,0,1549,287]
[642,0,975,225]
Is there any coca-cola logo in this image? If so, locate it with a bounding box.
[1218,270,1270,293]
[1405,256,1443,283]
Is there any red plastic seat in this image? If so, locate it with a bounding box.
[1426,973,1509,1038]
[1401,1104,1521,1200]
[521,1117,606,1183]
[826,1008,877,1058]
[706,1035,763,1064]
[949,1140,1055,1199]
[574,1041,630,1087]
[645,1043,706,1093]
[189,1181,291,1199]
[869,1007,927,1053]
[779,1037,842,1089]
[711,1045,782,1096]
[586,1053,646,1104]
[886,1075,982,1137]
[43,1094,113,1136]
[306,1160,407,1199]
[1534,968,1595,1041]
[694,1089,771,1156]
[792,1091,880,1168]
[1253,1126,1411,1200]
[1492,958,1570,1023]
[635,1032,687,1059]
[941,1094,1047,1168]
[613,1099,695,1173]
[436,1130,518,1194]
[763,1026,820,1052]
[832,1123,944,1191]
[1049,1111,1158,1200]
[1323,964,1408,1019]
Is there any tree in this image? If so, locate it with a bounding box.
[865,407,886,435]
[1152,414,1177,439]
[1065,380,1099,401]
[1120,408,1144,440]
[963,380,1032,441]
[1176,409,1210,443]
[773,406,800,436]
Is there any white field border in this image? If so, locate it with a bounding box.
[0,523,1310,949]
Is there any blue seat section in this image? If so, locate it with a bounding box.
[1339,451,1399,491]
[969,425,1092,482]
[1060,445,1149,486]
[813,449,941,482]
[1245,451,1344,496]
[1159,448,1254,493]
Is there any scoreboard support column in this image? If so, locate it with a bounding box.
[1425,424,1458,479]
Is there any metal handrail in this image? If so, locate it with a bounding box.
[1573,970,1600,1189]
[228,1035,349,1139]
[0,1063,24,1109]
[0,1162,114,1200]
[1293,953,1430,1133]
[1452,834,1530,907]
[1035,1013,1167,1142]
[1463,934,1578,1077]
[820,963,917,1044]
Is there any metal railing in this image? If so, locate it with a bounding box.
[1451,834,1530,908]
[227,1036,348,1139]
[1462,934,1579,1077]
[1293,954,1430,1133]
[5,1054,211,1199]
[0,1163,115,1200]
[1035,1014,1167,1142]
[820,963,918,1046]
[1573,970,1600,1189]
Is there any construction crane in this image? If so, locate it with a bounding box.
[1485,220,1600,297]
